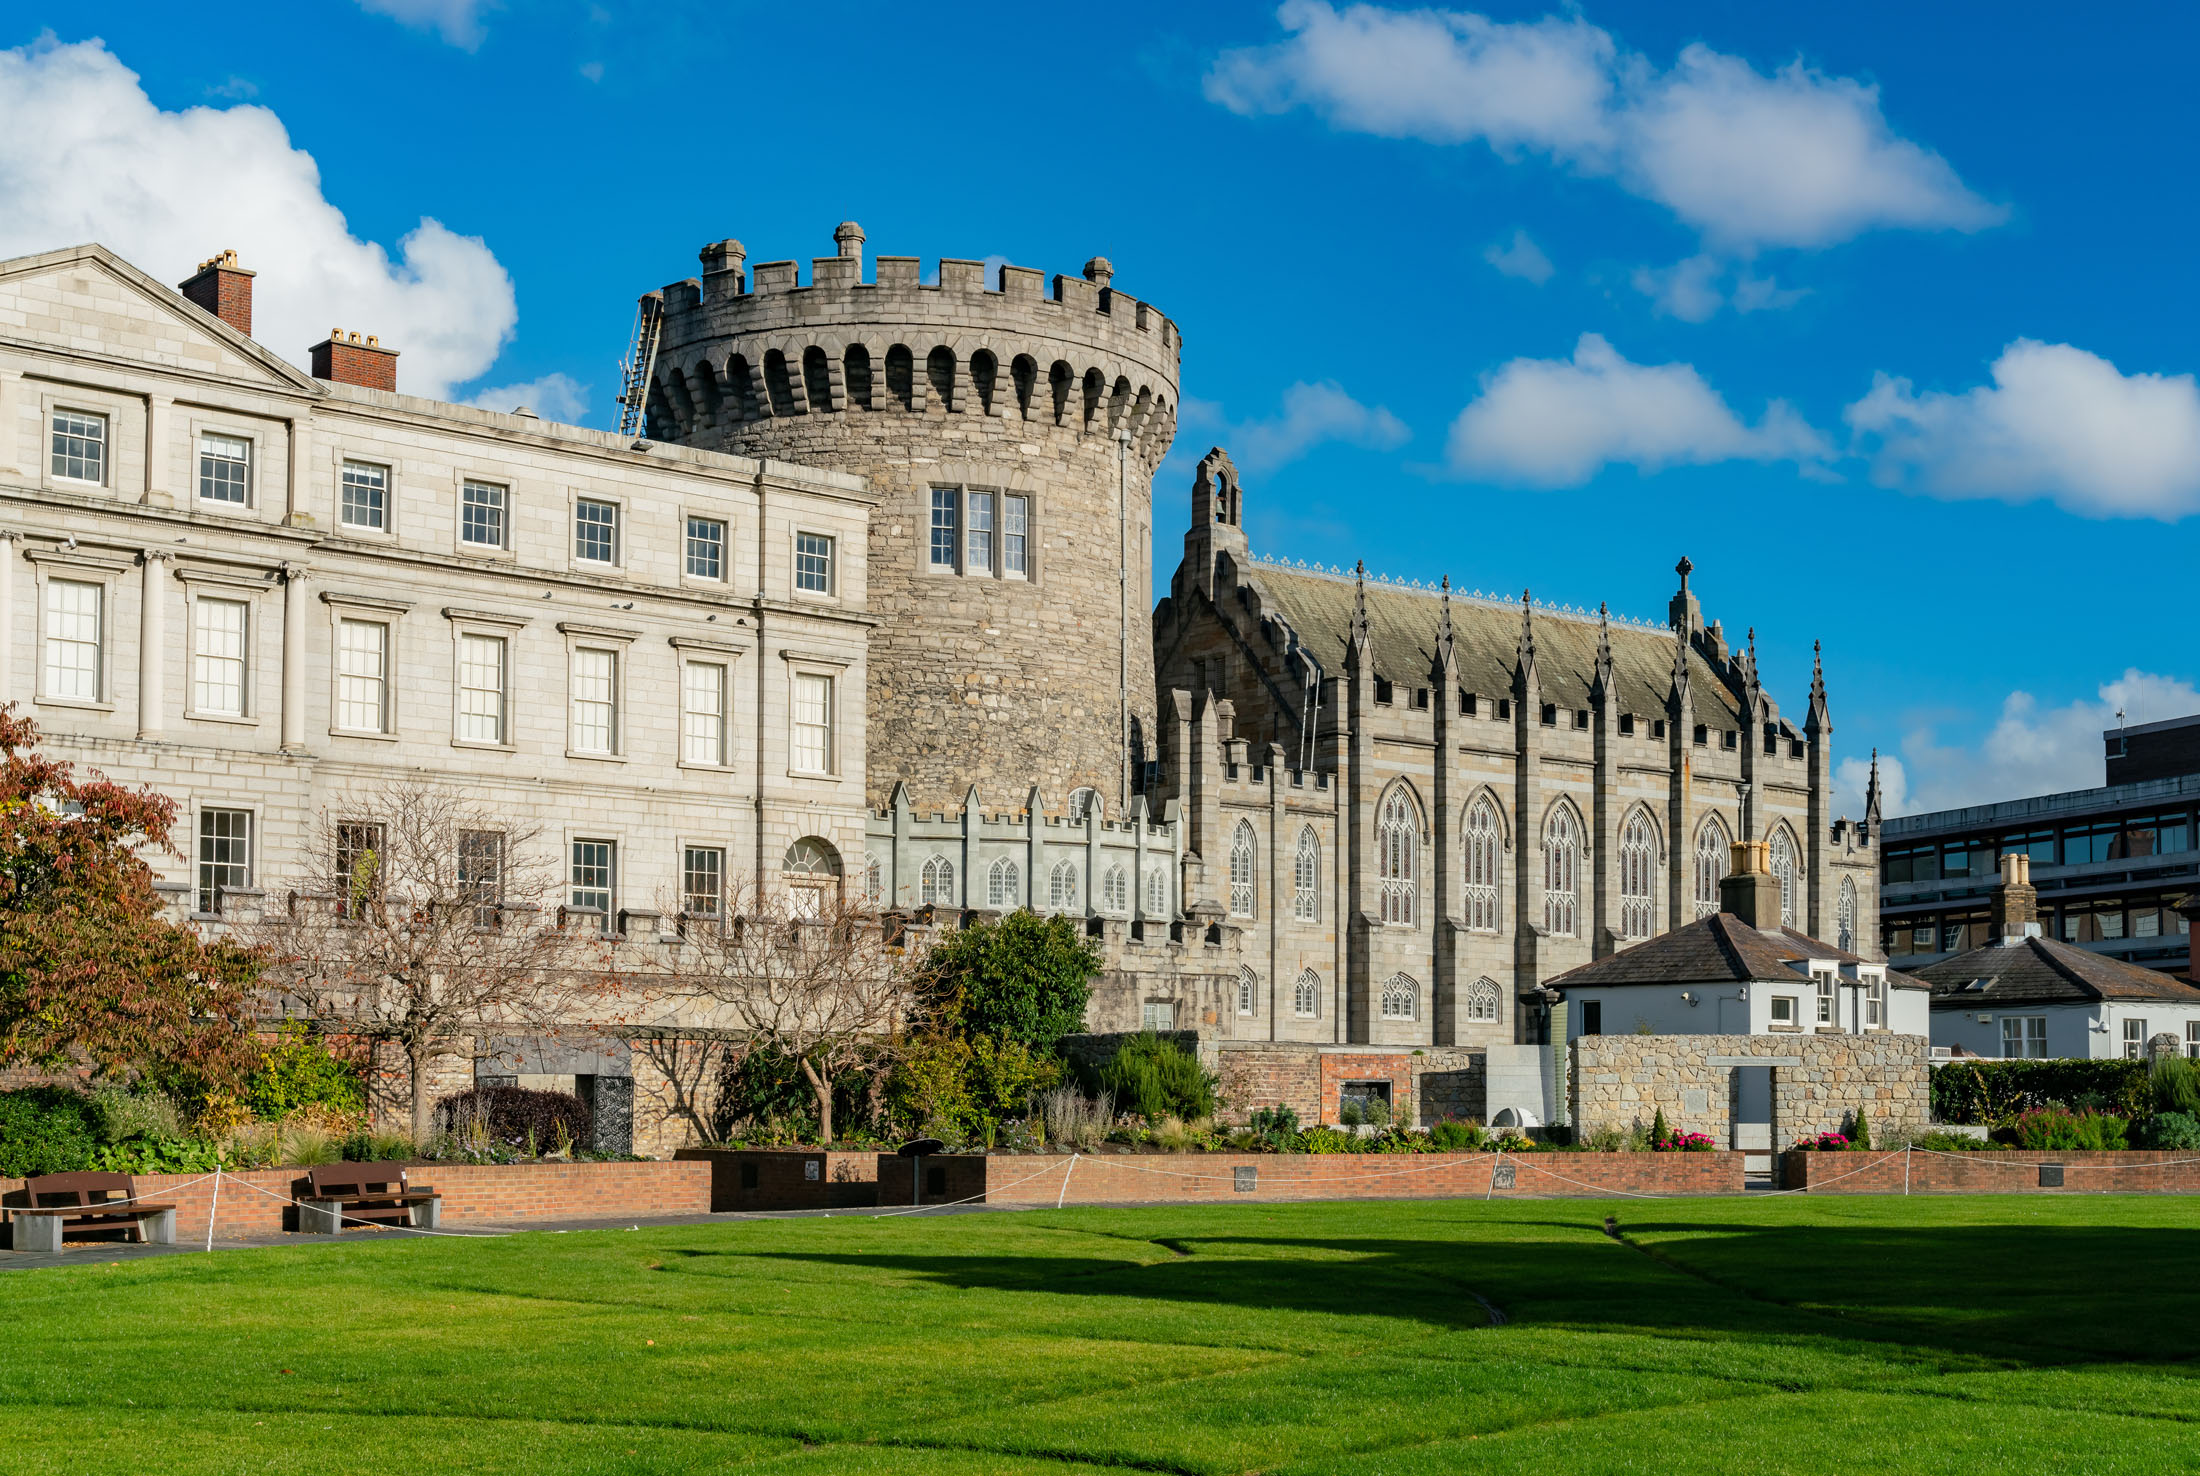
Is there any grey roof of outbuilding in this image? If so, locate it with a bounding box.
[1541,913,1932,992]
[1245,564,1745,729]
[1913,935,2200,1007]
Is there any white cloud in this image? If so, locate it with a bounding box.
[1207,3,2002,251]
[1445,333,1826,486]
[1835,752,1905,825]
[1846,339,2200,520]
[1483,228,1554,284]
[1223,381,1411,473]
[1632,254,1809,321]
[1885,671,2200,816]
[461,372,587,424]
[354,0,498,49]
[0,37,516,400]
[578,61,604,83]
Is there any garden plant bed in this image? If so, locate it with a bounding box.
[5,1197,2200,1471]
[1781,1147,2200,1194]
[2,1160,708,1244]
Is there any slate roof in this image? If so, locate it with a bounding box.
[1542,913,1931,992]
[1242,562,1746,730]
[1913,935,2200,1008]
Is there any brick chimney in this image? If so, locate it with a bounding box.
[178,250,255,337]
[310,330,399,392]
[1989,853,2040,943]
[1719,840,1781,930]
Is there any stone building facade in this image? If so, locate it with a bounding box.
[0,243,878,1150]
[643,224,1179,814]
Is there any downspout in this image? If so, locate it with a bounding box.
[752,463,769,886]
[1117,427,1131,814]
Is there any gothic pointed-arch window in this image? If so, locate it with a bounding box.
[1146,865,1169,917]
[862,854,883,908]
[1293,826,1320,923]
[1465,977,1501,1024]
[1049,858,1080,913]
[783,837,841,918]
[920,854,955,907]
[1694,814,1729,918]
[987,856,1021,909]
[1380,973,1418,1021]
[1229,819,1257,918]
[1101,865,1129,915]
[1619,811,1656,939]
[1464,794,1503,932]
[1543,805,1581,937]
[1377,789,1418,926]
[1769,828,1798,928]
[1236,968,1257,1017]
[1294,969,1320,1018]
[1837,875,1858,953]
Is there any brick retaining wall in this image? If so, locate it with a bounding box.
[674,1149,878,1211]
[975,1150,1745,1205]
[2,1160,709,1244]
[1781,1148,2200,1193]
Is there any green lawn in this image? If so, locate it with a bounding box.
[4,1196,2198,1473]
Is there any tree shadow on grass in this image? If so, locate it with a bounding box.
[721,1221,2200,1368]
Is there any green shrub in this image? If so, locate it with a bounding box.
[1247,1106,1301,1151]
[2150,1055,2200,1117]
[2140,1111,2200,1150]
[1093,1034,1216,1122]
[1908,1130,1993,1152]
[0,1088,98,1176]
[1299,1126,1357,1154]
[339,1130,421,1162]
[1427,1118,1487,1152]
[86,1083,183,1144]
[2009,1106,2130,1151]
[245,1022,366,1121]
[1932,1059,2148,1124]
[89,1136,220,1174]
[918,912,1101,1047]
[1851,1109,1873,1151]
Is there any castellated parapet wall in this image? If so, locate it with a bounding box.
[647,224,1180,814]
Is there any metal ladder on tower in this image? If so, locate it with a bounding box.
[615,291,664,438]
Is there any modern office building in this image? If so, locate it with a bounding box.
[1880,714,2200,977]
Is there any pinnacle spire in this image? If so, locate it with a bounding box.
[1349,560,1370,651]
[1515,588,1537,675]
[1435,574,1455,668]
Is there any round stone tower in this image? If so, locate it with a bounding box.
[644,224,1181,813]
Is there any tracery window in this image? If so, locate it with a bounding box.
[1229,819,1256,919]
[1294,970,1320,1018]
[1101,865,1129,914]
[1377,789,1418,926]
[920,854,955,907]
[1236,968,1257,1017]
[1837,876,1858,954]
[1543,805,1581,937]
[1049,859,1081,912]
[1379,974,1418,1021]
[1694,815,1730,918]
[1465,977,1501,1023]
[1464,795,1503,932]
[1770,828,1798,928]
[1293,826,1320,923]
[1619,810,1656,939]
[987,856,1020,909]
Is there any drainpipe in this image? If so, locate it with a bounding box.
[1117,426,1131,815]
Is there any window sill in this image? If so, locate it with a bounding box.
[185,712,260,727]
[328,727,398,743]
[566,749,627,763]
[677,759,735,773]
[452,738,518,753]
[194,498,255,514]
[1767,1023,1803,1033]
[786,768,840,780]
[35,696,115,713]
[455,543,515,560]
[571,560,622,574]
[334,524,394,540]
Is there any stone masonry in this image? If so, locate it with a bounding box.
[1571,1032,1930,1145]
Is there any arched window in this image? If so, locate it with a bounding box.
[1010,354,1038,419]
[919,854,955,907]
[1694,814,1730,918]
[1377,789,1418,926]
[725,354,757,422]
[1229,819,1256,918]
[1236,968,1257,1017]
[1049,361,1074,424]
[926,346,957,411]
[862,853,883,908]
[1543,805,1580,937]
[784,837,840,918]
[1769,828,1798,928]
[1837,875,1858,953]
[1380,974,1418,1021]
[969,349,998,415]
[1293,826,1319,923]
[1049,859,1080,912]
[1101,865,1129,914]
[762,349,797,417]
[1619,811,1655,939]
[842,344,873,411]
[1146,866,1168,917]
[801,345,832,413]
[1294,969,1320,1018]
[1465,977,1501,1024]
[1067,787,1098,822]
[1464,794,1503,932]
[986,856,1020,909]
[884,344,915,410]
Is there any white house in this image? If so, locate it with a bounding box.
[1918,935,2200,1060]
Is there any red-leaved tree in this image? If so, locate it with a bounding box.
[0,707,259,1087]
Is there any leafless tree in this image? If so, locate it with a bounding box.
[249,783,606,1140]
[651,878,924,1145]
[629,1030,743,1147]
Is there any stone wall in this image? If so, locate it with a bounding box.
[1212,1041,1485,1127]
[1571,1033,1931,1143]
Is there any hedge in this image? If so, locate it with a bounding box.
[1930,1058,2149,1124]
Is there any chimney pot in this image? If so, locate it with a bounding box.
[1718,840,1780,929]
[310,329,400,392]
[178,249,256,338]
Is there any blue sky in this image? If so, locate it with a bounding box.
[6,1,2196,816]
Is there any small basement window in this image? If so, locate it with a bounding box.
[1770,995,1795,1025]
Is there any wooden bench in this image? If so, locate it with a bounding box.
[6,1172,177,1253]
[296,1162,440,1233]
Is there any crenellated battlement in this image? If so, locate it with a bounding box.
[645,223,1180,458]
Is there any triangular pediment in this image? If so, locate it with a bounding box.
[0,244,322,395]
